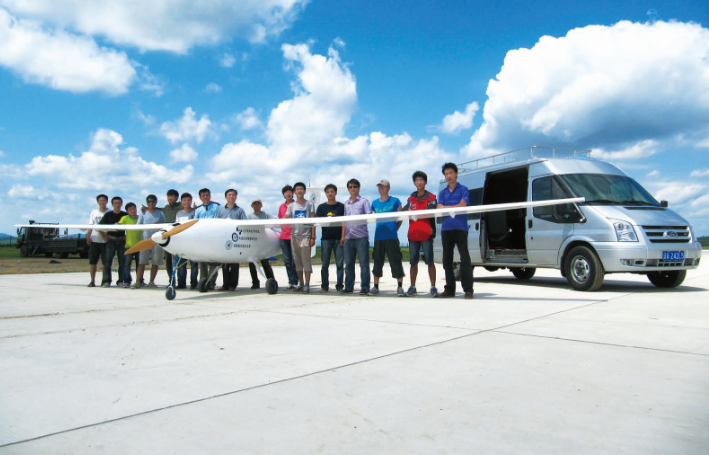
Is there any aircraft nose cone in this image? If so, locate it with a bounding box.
[152,231,166,244]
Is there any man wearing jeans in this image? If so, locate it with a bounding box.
[341,178,372,295]
[436,162,474,299]
[119,203,140,287]
[175,193,199,289]
[247,198,276,289]
[316,184,344,292]
[278,185,298,289]
[98,196,127,287]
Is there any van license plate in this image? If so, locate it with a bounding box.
[662,251,685,261]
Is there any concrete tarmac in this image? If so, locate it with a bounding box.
[1,262,708,454]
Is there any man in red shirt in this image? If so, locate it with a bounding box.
[403,171,439,297]
[278,185,298,289]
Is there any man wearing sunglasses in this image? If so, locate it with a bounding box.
[341,178,372,295]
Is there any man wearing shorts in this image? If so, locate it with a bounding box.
[98,196,127,287]
[132,195,166,289]
[86,194,109,287]
[369,179,405,296]
[285,182,315,293]
[403,171,439,297]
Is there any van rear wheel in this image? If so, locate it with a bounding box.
[511,267,535,280]
[647,270,686,288]
[564,246,604,291]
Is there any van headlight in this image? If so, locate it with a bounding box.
[610,219,637,242]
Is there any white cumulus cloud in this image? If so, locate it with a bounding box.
[205,82,222,94]
[593,139,659,161]
[437,102,479,134]
[219,53,237,68]
[234,107,263,130]
[159,107,213,144]
[25,128,194,190]
[7,184,37,198]
[0,0,308,53]
[691,169,709,177]
[463,21,709,158]
[169,144,198,163]
[0,8,136,95]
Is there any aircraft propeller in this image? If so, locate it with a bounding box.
[125,219,199,255]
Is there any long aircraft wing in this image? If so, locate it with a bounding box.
[15,197,584,230]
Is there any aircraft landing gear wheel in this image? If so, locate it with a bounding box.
[484,266,500,272]
[511,267,536,280]
[198,278,209,293]
[647,270,686,288]
[266,278,278,295]
[165,286,176,300]
[564,246,604,291]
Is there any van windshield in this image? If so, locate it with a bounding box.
[560,174,659,206]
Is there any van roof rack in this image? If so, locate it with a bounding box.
[457,146,592,171]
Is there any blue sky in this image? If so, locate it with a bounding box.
[0,0,708,238]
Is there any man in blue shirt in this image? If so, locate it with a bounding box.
[436,163,474,299]
[369,179,405,296]
[217,188,248,291]
[195,188,221,291]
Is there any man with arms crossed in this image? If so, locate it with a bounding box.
[86,194,109,287]
[341,178,372,295]
[132,195,166,289]
[195,188,221,291]
[316,184,345,293]
[98,196,127,287]
[278,185,299,289]
[403,171,439,297]
[217,189,248,291]
[285,182,316,293]
[247,198,276,289]
[437,162,474,299]
[369,179,405,296]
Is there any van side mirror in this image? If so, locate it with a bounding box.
[660,200,669,208]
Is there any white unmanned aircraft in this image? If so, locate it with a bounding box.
[17,197,583,300]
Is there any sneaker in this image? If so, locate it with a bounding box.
[367,287,380,296]
[359,289,369,295]
[430,286,439,297]
[293,285,304,292]
[101,282,110,288]
[319,287,329,293]
[303,285,310,293]
[406,286,417,296]
[335,284,344,292]
[131,282,142,289]
[397,287,405,297]
[340,289,353,294]
[147,282,158,288]
[251,284,260,289]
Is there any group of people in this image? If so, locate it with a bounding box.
[86,162,475,299]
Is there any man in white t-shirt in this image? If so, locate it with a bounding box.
[86,194,109,287]
[285,182,315,293]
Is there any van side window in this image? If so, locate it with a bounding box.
[532,177,583,223]
[468,188,483,220]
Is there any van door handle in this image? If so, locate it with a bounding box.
[528,219,533,229]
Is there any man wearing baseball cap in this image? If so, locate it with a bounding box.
[369,179,405,296]
[248,197,276,289]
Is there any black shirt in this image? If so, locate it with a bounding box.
[316,202,345,240]
[99,210,128,238]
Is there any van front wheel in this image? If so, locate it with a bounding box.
[564,246,604,291]
[647,270,686,288]
[511,267,535,280]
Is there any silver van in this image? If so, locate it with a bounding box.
[433,146,702,291]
